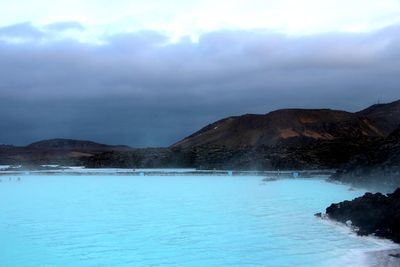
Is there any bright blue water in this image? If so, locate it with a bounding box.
[0,176,392,267]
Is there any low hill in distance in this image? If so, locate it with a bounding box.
[0,139,132,166]
[26,138,129,150]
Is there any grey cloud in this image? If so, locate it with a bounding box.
[0,22,44,40]
[1,24,400,146]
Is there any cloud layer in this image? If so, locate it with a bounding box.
[1,23,400,146]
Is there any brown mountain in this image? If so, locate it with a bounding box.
[169,100,400,169]
[172,109,385,149]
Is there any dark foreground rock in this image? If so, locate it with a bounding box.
[326,188,400,243]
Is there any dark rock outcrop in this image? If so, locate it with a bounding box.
[325,188,400,243]
[331,126,400,190]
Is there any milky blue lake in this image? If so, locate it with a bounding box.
[0,175,394,266]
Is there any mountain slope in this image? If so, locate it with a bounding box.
[170,100,400,170]
[172,108,385,149]
[357,99,400,135]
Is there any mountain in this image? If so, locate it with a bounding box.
[172,109,384,149]
[169,100,400,170]
[173,99,400,150]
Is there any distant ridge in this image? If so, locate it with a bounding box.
[26,138,130,150]
[0,138,132,166]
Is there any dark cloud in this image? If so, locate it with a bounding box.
[1,23,400,147]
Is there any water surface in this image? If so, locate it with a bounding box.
[0,175,394,266]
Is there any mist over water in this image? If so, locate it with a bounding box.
[0,175,395,266]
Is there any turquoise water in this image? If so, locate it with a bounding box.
[0,175,393,267]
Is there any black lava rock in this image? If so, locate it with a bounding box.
[326,188,400,243]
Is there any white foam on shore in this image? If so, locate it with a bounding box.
[319,217,400,267]
[327,247,400,267]
[365,249,400,267]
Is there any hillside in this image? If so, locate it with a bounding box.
[172,109,385,149]
[356,99,400,135]
[331,126,400,190]
[167,100,400,170]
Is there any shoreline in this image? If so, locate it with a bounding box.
[318,209,400,267]
[316,217,400,267]
[0,167,335,177]
[363,248,400,267]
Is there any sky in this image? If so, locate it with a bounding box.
[1,0,400,147]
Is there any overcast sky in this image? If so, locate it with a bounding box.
[1,0,400,147]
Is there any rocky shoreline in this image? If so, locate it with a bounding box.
[317,188,400,266]
[323,188,400,244]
